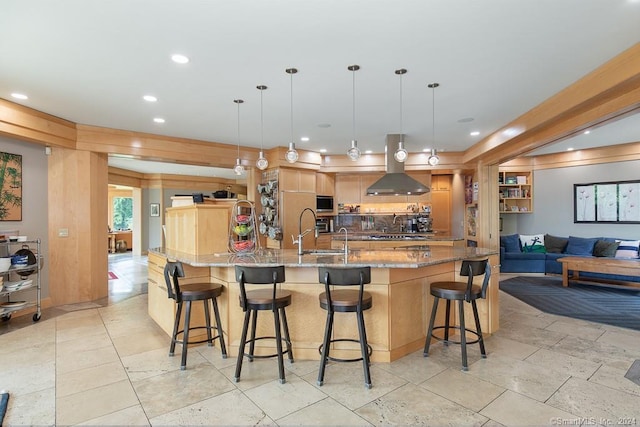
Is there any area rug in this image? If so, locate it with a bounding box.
[0,391,9,426]
[500,276,640,331]
[108,271,118,280]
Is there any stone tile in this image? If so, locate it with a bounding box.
[56,379,139,426]
[547,377,640,421]
[56,343,121,374]
[545,319,606,341]
[55,330,114,354]
[356,382,487,426]
[1,340,55,370]
[110,325,168,357]
[421,368,506,412]
[219,357,292,391]
[122,346,207,382]
[244,374,328,420]
[483,335,540,360]
[551,335,637,370]
[494,320,567,348]
[480,390,576,426]
[277,397,373,426]
[3,387,55,427]
[57,360,129,397]
[149,389,275,426]
[0,319,56,353]
[76,404,150,426]
[500,311,557,330]
[193,343,237,370]
[525,348,601,379]
[467,355,570,402]
[597,330,640,354]
[590,365,640,397]
[133,362,235,419]
[2,360,55,396]
[301,364,407,411]
[376,349,448,384]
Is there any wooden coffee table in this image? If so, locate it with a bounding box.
[558,256,640,288]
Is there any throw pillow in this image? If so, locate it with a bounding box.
[520,234,545,253]
[544,234,569,253]
[615,240,640,258]
[500,234,521,253]
[566,236,598,255]
[593,240,620,257]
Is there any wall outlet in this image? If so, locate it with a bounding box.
[58,228,69,237]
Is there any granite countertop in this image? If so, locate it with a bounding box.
[150,246,496,269]
[328,232,464,242]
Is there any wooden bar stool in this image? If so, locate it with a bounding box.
[317,266,373,389]
[423,259,491,371]
[164,261,227,370]
[234,265,293,384]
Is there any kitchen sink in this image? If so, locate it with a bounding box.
[301,249,346,256]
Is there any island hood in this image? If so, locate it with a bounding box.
[365,134,430,196]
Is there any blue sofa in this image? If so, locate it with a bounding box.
[499,234,640,284]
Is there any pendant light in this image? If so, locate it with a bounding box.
[285,67,299,163]
[394,68,408,163]
[427,83,440,166]
[346,64,361,161]
[233,99,245,175]
[256,85,269,170]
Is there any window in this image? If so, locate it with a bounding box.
[112,197,133,230]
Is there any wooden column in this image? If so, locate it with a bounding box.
[48,147,108,304]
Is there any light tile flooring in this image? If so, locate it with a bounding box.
[2,255,640,425]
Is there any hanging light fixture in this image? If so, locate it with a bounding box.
[346,64,361,161]
[427,82,440,166]
[285,67,299,163]
[256,85,269,170]
[394,68,408,163]
[233,99,245,175]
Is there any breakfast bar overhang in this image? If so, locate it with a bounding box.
[148,246,499,363]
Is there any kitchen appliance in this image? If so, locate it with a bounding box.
[316,218,330,233]
[365,134,429,196]
[316,195,334,212]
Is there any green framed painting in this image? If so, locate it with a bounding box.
[0,152,23,221]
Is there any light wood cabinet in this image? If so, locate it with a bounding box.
[316,234,332,249]
[336,172,433,205]
[165,205,230,254]
[316,172,335,196]
[431,174,450,191]
[280,168,316,192]
[498,170,533,213]
[335,174,361,204]
[431,188,451,235]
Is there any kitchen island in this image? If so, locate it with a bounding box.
[148,245,499,362]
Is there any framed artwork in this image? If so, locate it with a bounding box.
[574,180,640,223]
[150,203,160,217]
[0,152,23,221]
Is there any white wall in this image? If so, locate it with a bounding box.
[501,159,640,238]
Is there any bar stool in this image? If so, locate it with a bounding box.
[234,265,293,384]
[164,261,227,370]
[423,259,491,371]
[317,266,373,389]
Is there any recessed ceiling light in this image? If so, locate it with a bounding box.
[470,131,480,136]
[422,148,431,152]
[319,149,327,153]
[300,137,309,142]
[143,95,157,102]
[567,147,574,151]
[171,54,189,64]
[11,93,28,100]
[583,130,590,134]
[153,117,165,123]
[364,150,372,154]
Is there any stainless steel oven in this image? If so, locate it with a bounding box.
[316,218,330,233]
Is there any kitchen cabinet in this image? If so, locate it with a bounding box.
[316,234,332,249]
[279,191,316,250]
[431,188,451,235]
[165,205,230,254]
[335,174,361,204]
[279,168,316,192]
[498,170,533,213]
[316,172,335,196]
[431,174,451,191]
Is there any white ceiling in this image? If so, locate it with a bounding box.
[2,0,639,179]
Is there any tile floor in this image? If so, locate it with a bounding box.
[1,254,640,426]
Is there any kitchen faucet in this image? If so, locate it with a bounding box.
[292,207,318,255]
[338,227,349,256]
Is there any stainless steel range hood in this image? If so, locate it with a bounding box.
[365,134,429,196]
